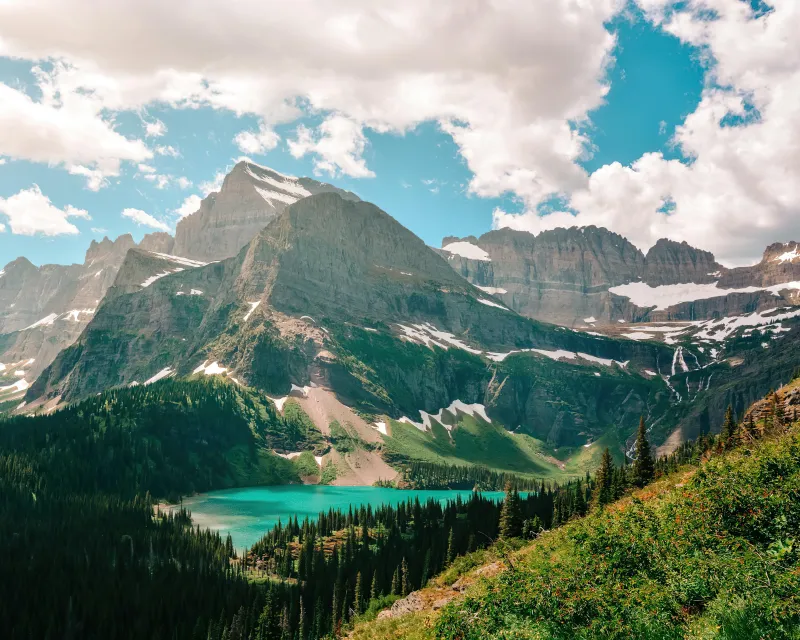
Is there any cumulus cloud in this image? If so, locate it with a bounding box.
[0,71,151,190]
[0,0,619,192]
[289,115,375,178]
[0,185,89,235]
[234,122,280,155]
[144,119,166,137]
[121,207,170,232]
[155,145,180,157]
[494,0,800,265]
[175,194,202,219]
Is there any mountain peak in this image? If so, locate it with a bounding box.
[173,162,360,263]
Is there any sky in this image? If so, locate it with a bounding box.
[0,0,797,268]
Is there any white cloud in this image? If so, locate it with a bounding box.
[0,185,89,236]
[137,163,156,173]
[0,70,151,190]
[495,0,800,265]
[0,222,5,232]
[155,145,180,157]
[176,176,192,189]
[0,158,6,165]
[289,115,375,178]
[144,118,166,137]
[200,172,226,195]
[143,173,171,189]
[0,0,619,196]
[175,194,202,219]
[121,207,170,232]
[91,227,108,234]
[234,122,280,155]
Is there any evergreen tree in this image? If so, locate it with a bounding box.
[401,557,410,596]
[499,482,523,538]
[446,528,455,565]
[631,417,655,488]
[721,405,737,446]
[391,567,400,596]
[593,448,615,507]
[354,572,364,614]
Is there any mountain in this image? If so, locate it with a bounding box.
[26,192,676,467]
[440,230,800,325]
[173,160,360,261]
[0,232,180,402]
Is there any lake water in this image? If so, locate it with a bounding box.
[177,485,508,550]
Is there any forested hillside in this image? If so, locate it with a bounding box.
[354,383,800,640]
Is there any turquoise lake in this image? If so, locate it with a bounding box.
[178,485,508,550]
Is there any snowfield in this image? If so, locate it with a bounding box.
[441,241,491,261]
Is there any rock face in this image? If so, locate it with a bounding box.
[442,226,645,325]
[173,160,360,262]
[643,239,721,286]
[0,233,187,382]
[27,193,669,450]
[441,230,800,325]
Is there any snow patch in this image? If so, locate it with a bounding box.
[622,332,655,341]
[176,289,203,296]
[400,399,491,432]
[274,451,304,460]
[441,241,491,261]
[291,384,311,397]
[643,370,658,377]
[583,316,597,324]
[610,280,800,310]
[141,268,183,288]
[373,421,388,436]
[0,379,29,393]
[477,298,509,310]
[243,301,260,321]
[246,166,311,197]
[774,247,800,263]
[269,396,288,412]
[144,367,173,385]
[254,185,299,206]
[396,323,482,354]
[477,286,507,295]
[24,313,58,330]
[193,361,228,376]
[148,252,208,268]
[314,456,324,467]
[62,308,95,322]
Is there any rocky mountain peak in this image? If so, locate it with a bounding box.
[173,161,360,263]
[643,238,721,286]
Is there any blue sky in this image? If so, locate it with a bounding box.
[0,1,795,267]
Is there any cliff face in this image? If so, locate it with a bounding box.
[0,233,186,382]
[441,230,800,324]
[27,193,670,448]
[643,239,722,286]
[173,161,360,262]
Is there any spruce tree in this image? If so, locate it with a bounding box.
[401,557,410,596]
[631,417,655,488]
[446,528,455,565]
[391,567,400,595]
[499,481,523,538]
[721,405,736,446]
[354,572,363,614]
[592,447,614,507]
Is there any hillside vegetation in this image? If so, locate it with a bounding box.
[354,383,800,640]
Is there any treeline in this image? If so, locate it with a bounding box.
[400,461,545,491]
[0,379,323,500]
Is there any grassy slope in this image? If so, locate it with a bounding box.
[354,408,800,639]
[381,413,609,481]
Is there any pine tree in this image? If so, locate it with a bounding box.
[721,404,736,446]
[445,528,455,565]
[499,481,523,538]
[573,478,587,516]
[391,567,400,596]
[354,572,363,614]
[401,557,410,596]
[592,447,615,507]
[370,569,379,601]
[631,417,655,488]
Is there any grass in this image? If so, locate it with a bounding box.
[353,419,800,640]
[382,413,604,482]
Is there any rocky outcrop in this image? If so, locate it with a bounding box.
[441,226,645,325]
[441,229,800,325]
[643,239,721,286]
[173,160,359,262]
[0,233,186,381]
